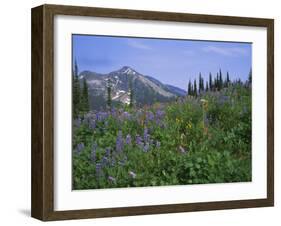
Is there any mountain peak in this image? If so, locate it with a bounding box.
[118,66,138,75]
[120,66,131,70]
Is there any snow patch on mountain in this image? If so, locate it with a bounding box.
[123,67,136,75]
[112,90,130,104]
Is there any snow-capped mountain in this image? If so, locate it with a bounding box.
[78,66,186,110]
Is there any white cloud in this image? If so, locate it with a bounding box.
[202,45,248,57]
[127,40,151,50]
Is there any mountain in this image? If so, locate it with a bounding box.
[78,66,185,110]
[165,85,187,96]
[145,76,187,97]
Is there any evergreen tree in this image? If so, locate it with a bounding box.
[215,73,219,91]
[73,59,80,118]
[199,73,202,93]
[198,73,204,94]
[129,77,134,108]
[209,73,213,91]
[226,71,230,87]
[187,80,192,96]
[193,79,197,97]
[219,69,223,90]
[238,78,242,85]
[106,78,112,109]
[248,68,252,87]
[206,82,209,92]
[81,78,89,114]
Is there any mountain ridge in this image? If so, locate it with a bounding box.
[78,66,186,110]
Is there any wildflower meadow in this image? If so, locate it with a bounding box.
[72,82,251,190]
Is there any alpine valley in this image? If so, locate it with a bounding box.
[79,66,187,110]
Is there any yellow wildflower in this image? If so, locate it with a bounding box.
[186,122,192,129]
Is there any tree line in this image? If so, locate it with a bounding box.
[187,69,252,96]
[73,60,90,118]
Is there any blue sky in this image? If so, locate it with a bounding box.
[72,34,252,90]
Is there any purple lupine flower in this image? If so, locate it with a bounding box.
[89,120,96,130]
[143,127,149,143]
[146,111,154,121]
[75,143,85,154]
[116,131,124,152]
[122,111,131,120]
[108,176,116,183]
[96,111,109,122]
[135,135,144,148]
[95,163,103,178]
[129,171,136,179]
[156,110,165,118]
[155,119,161,126]
[111,107,117,117]
[143,143,150,152]
[125,134,132,145]
[95,112,101,122]
[105,147,111,158]
[136,134,142,145]
[101,156,108,167]
[91,143,97,162]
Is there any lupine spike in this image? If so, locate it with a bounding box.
[116,131,124,152]
[75,143,85,154]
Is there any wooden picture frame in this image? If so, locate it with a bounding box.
[31,4,274,221]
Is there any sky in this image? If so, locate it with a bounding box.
[72,34,252,90]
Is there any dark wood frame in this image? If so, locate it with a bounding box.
[31,4,274,221]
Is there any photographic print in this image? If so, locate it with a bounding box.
[72,35,252,190]
[31,5,274,220]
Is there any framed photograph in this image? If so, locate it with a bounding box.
[31,4,274,221]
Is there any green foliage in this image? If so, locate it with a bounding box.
[193,79,197,96]
[72,84,252,190]
[73,60,80,118]
[72,60,90,117]
[80,78,90,114]
[129,77,133,108]
[247,68,252,88]
[209,72,213,91]
[106,78,113,110]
